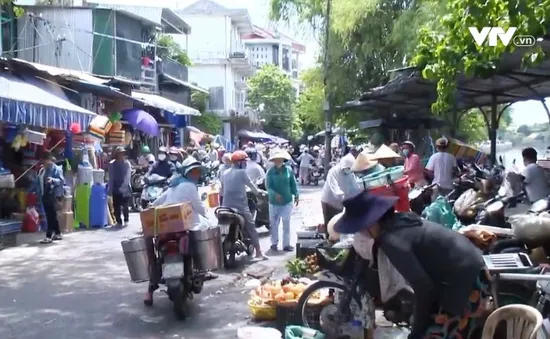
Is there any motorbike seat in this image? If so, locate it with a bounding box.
[215,207,245,225]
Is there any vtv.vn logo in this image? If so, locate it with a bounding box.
[468,27,536,47]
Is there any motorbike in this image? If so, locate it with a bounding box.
[535,270,550,337]
[215,206,255,269]
[296,245,414,334]
[309,165,323,186]
[141,174,168,209]
[153,230,207,320]
[130,167,147,212]
[201,159,220,185]
[247,178,270,229]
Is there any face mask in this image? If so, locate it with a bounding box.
[402,149,410,156]
[158,154,167,161]
[170,155,178,161]
[352,232,374,260]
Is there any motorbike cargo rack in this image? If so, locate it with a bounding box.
[484,253,550,307]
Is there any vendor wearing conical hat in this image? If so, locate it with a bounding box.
[371,144,403,167]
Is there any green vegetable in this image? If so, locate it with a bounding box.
[286,258,307,278]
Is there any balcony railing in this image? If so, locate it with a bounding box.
[158,58,189,83]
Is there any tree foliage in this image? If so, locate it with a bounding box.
[247,64,298,138]
[295,67,324,134]
[157,34,192,66]
[412,0,550,113]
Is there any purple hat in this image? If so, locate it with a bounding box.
[334,191,399,234]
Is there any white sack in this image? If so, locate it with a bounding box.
[509,212,550,244]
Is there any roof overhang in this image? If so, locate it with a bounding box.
[161,8,191,35]
[229,9,253,34]
[159,74,209,94]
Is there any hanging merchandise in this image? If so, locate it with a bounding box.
[107,130,125,145]
[24,129,46,145]
[111,121,123,131]
[88,115,113,141]
[109,112,122,122]
[4,125,18,143]
[124,130,133,146]
[69,122,82,134]
[0,173,15,188]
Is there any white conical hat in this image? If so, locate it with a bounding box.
[351,150,379,172]
[372,144,402,160]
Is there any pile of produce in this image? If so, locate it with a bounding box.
[249,278,309,305]
[286,255,320,277]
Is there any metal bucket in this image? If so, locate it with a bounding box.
[121,236,150,283]
[190,227,223,271]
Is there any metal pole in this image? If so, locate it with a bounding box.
[323,0,332,170]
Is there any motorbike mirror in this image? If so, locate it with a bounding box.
[512,159,516,165]
[498,155,503,164]
[201,192,208,201]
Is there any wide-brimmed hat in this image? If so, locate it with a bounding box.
[269,150,291,161]
[114,146,126,154]
[351,150,379,172]
[402,141,415,149]
[334,191,399,234]
[180,156,203,175]
[327,211,344,241]
[372,144,402,160]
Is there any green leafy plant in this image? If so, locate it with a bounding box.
[286,258,307,278]
[193,112,222,135]
[412,0,550,113]
[157,34,192,66]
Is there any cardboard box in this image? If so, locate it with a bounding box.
[57,212,74,234]
[140,202,193,237]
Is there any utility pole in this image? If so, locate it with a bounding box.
[323,0,332,171]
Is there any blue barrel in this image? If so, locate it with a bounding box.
[89,184,107,228]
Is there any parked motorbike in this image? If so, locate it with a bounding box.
[141,174,168,209]
[247,178,270,229]
[153,231,207,320]
[297,245,414,334]
[215,207,255,269]
[131,167,147,212]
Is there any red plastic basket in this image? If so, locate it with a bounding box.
[368,176,410,212]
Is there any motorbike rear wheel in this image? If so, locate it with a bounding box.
[167,281,187,320]
[222,238,237,269]
[297,280,362,331]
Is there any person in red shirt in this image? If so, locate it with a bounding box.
[402,141,427,188]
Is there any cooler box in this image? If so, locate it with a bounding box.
[368,176,410,212]
[89,184,107,228]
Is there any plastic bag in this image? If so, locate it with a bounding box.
[421,196,462,230]
[23,206,40,233]
[509,212,550,245]
[453,188,484,217]
[284,326,325,339]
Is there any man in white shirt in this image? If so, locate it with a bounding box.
[245,148,266,183]
[521,147,550,203]
[297,149,314,185]
[426,137,457,200]
[321,154,360,226]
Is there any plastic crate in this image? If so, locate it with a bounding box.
[0,220,22,235]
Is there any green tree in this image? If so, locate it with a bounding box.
[270,0,444,125]
[189,91,222,135]
[157,34,192,66]
[295,67,324,134]
[247,64,298,138]
[412,0,550,113]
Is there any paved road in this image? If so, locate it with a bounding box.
[0,186,325,339]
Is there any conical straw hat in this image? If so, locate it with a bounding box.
[351,150,379,172]
[372,144,402,160]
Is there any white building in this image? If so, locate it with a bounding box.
[242,25,306,95]
[175,0,256,138]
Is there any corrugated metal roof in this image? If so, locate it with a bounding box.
[11,58,107,85]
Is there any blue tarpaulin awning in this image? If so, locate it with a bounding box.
[0,72,96,130]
